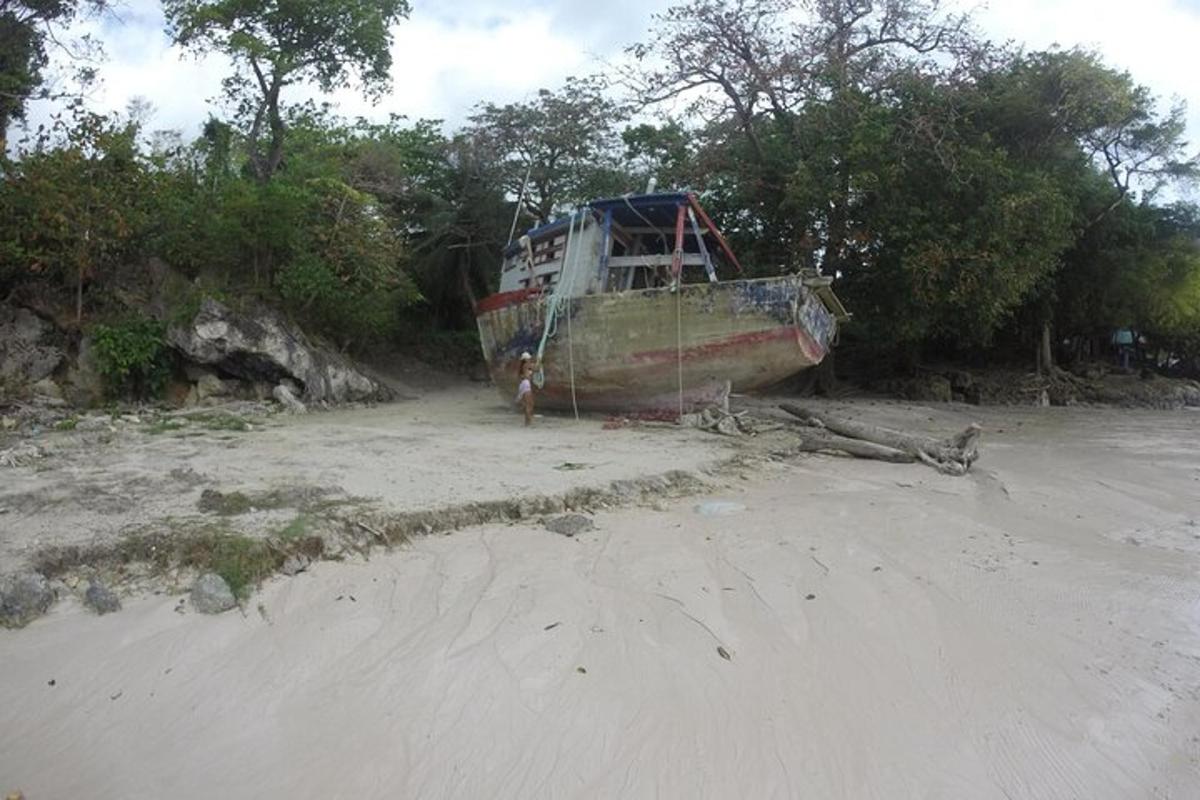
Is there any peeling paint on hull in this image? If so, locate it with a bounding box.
[476,276,837,413]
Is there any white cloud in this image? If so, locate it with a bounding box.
[322,10,593,126]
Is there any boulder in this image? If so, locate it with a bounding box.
[75,414,115,433]
[191,573,237,613]
[30,377,64,401]
[545,514,595,537]
[195,373,229,402]
[281,554,310,576]
[169,299,390,405]
[0,304,64,393]
[0,572,56,628]
[61,334,105,408]
[272,383,307,414]
[83,580,121,615]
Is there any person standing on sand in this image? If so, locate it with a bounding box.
[516,361,535,425]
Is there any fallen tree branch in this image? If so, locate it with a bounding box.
[793,431,916,463]
[780,403,981,475]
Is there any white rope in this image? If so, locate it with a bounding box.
[506,163,533,246]
[531,208,584,420]
[563,211,582,420]
[676,280,684,419]
[532,212,575,386]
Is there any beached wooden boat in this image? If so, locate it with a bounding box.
[475,192,849,413]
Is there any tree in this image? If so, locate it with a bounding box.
[0,0,109,150]
[163,0,411,183]
[465,76,629,225]
[0,103,149,322]
[622,120,696,191]
[975,48,1200,369]
[630,0,976,275]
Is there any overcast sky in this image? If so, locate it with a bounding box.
[18,0,1200,161]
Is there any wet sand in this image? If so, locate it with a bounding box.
[1,396,1199,798]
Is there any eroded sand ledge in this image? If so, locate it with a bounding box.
[1,391,1199,798]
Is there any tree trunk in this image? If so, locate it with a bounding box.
[1038,321,1053,374]
[76,263,84,324]
[792,432,915,463]
[457,253,478,313]
[779,404,982,475]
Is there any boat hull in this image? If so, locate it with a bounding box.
[475,276,837,413]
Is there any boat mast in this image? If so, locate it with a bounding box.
[506,163,533,246]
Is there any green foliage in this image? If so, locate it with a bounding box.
[465,76,631,224]
[192,411,252,432]
[180,532,278,599]
[90,316,170,400]
[163,0,411,182]
[274,176,420,347]
[394,326,483,372]
[4,0,1199,381]
[0,105,151,313]
[146,418,185,435]
[278,514,314,540]
[0,1,110,141]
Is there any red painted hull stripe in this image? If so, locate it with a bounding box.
[629,326,817,364]
[476,289,543,314]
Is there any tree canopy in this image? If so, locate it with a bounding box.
[163,0,410,181]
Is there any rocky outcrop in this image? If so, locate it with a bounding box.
[0,304,64,398]
[61,334,105,408]
[168,299,390,405]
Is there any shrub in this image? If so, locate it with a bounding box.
[91,316,171,400]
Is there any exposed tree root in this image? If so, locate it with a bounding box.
[779,403,981,475]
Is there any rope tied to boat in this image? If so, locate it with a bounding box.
[532,207,584,420]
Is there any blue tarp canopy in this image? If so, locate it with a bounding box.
[588,192,691,229]
[503,193,692,257]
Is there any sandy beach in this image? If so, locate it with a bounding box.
[2,388,1199,799]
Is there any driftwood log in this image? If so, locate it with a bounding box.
[779,403,981,476]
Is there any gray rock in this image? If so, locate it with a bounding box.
[191,572,237,613]
[169,298,391,405]
[0,572,56,628]
[195,372,229,401]
[0,304,63,382]
[281,554,310,576]
[74,415,115,433]
[83,581,121,615]
[31,377,64,401]
[272,382,307,414]
[545,514,595,537]
[62,334,105,407]
[0,304,64,397]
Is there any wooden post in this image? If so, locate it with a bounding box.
[671,203,686,278]
[687,193,744,274]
